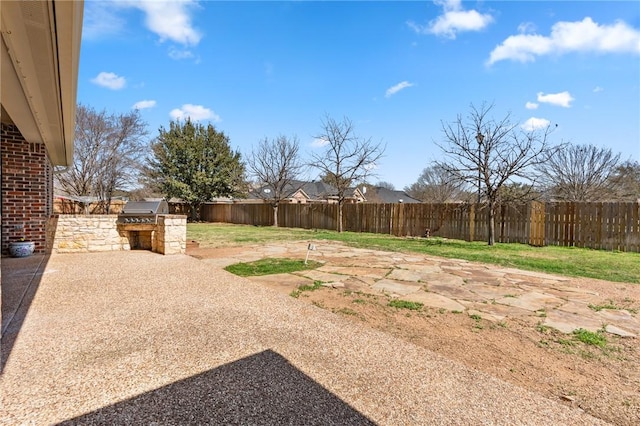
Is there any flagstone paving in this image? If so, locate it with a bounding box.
[199,240,640,338]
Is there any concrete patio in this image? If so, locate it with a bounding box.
[1,250,608,424]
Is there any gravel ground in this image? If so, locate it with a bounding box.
[1,251,608,425]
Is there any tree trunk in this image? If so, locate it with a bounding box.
[487,199,496,246]
[272,203,279,227]
[105,195,112,214]
[189,203,200,222]
[338,201,344,233]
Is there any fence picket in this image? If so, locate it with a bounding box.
[193,201,640,252]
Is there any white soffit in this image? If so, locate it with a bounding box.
[0,0,82,166]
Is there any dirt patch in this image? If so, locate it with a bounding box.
[299,288,639,425]
[188,244,640,425]
[187,242,248,259]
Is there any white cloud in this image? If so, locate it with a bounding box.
[132,100,156,110]
[168,47,195,60]
[522,117,551,131]
[128,0,202,46]
[517,22,536,34]
[91,72,126,90]
[408,0,493,39]
[488,17,640,65]
[537,91,574,108]
[169,104,220,122]
[82,2,125,40]
[84,1,202,47]
[311,138,329,148]
[525,102,539,110]
[385,81,414,98]
[436,0,460,8]
[593,86,604,93]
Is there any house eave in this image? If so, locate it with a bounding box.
[0,0,83,167]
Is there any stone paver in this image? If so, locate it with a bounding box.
[394,263,441,274]
[496,291,565,312]
[386,268,425,282]
[318,265,391,280]
[460,301,535,321]
[605,325,637,338]
[402,292,466,312]
[543,310,605,334]
[597,309,640,335]
[202,240,639,337]
[372,279,423,296]
[338,278,373,293]
[424,283,481,302]
[463,283,512,301]
[543,287,602,303]
[298,270,349,284]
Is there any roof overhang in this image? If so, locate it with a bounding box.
[1,0,83,167]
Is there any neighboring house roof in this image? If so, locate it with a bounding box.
[365,187,422,204]
[249,180,366,202]
[296,180,339,199]
[1,0,83,167]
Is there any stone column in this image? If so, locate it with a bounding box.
[156,215,187,254]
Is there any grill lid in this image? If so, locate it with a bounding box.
[121,200,169,215]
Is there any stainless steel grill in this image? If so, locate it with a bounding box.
[117,200,169,224]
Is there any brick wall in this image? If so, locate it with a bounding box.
[1,123,52,254]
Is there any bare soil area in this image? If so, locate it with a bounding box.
[300,288,639,425]
[188,244,640,425]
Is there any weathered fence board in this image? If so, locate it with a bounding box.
[195,201,640,252]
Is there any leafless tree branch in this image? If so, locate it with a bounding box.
[435,102,558,245]
[536,143,624,201]
[247,135,307,226]
[310,115,385,232]
[55,105,148,212]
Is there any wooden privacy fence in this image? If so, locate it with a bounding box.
[54,198,126,214]
[195,201,640,252]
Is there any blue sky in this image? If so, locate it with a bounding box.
[78,0,640,190]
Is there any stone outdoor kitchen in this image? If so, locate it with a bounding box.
[0,1,186,258]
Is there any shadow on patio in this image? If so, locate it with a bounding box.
[1,254,50,373]
[58,349,375,425]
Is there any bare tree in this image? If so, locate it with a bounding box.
[95,111,148,212]
[247,135,307,226]
[376,181,395,190]
[436,103,557,245]
[55,105,106,198]
[496,182,540,203]
[611,160,640,201]
[310,115,385,232]
[55,105,148,212]
[536,143,623,201]
[404,164,468,203]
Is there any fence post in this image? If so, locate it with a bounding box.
[468,204,475,242]
[529,201,545,246]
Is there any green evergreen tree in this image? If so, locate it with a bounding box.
[146,119,245,220]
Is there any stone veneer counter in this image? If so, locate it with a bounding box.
[46,214,186,255]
